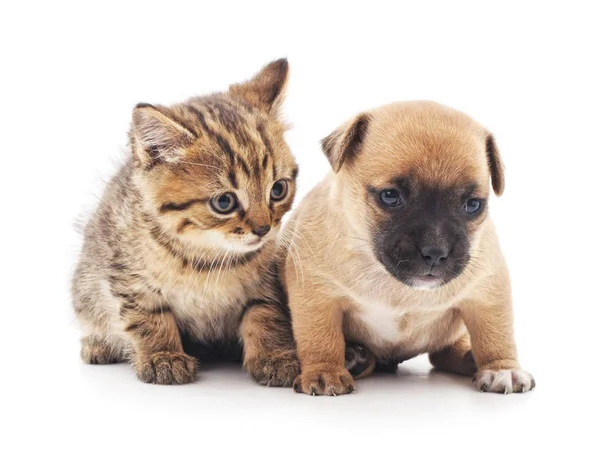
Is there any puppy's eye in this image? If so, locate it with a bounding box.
[270,180,288,201]
[464,198,482,214]
[379,189,403,207]
[210,193,238,214]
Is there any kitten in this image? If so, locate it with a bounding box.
[72,59,300,386]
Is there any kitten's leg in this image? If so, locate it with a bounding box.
[429,332,478,376]
[80,334,127,365]
[73,271,128,365]
[122,303,196,385]
[240,301,300,387]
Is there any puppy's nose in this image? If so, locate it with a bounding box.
[252,225,271,238]
[420,246,449,267]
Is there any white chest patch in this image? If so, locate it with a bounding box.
[354,301,403,345]
[165,285,247,342]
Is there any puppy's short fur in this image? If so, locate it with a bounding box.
[284,101,535,395]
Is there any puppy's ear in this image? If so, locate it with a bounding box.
[131,103,195,167]
[229,58,289,117]
[485,133,505,196]
[321,114,370,173]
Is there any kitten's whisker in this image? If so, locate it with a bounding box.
[214,248,231,288]
[202,247,224,298]
[280,233,304,285]
[176,161,222,171]
[285,223,318,265]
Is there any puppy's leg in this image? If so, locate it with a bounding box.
[240,301,300,387]
[461,274,535,394]
[122,302,196,385]
[429,332,477,375]
[375,360,402,373]
[290,292,354,396]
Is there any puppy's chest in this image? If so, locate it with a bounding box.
[346,295,459,359]
[351,302,404,342]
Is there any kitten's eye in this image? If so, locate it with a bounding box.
[210,193,238,214]
[464,198,482,214]
[270,180,288,201]
[379,189,403,207]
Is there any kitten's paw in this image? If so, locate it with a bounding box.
[136,351,197,385]
[81,336,123,364]
[245,350,300,387]
[345,344,376,379]
[293,366,355,396]
[473,368,535,394]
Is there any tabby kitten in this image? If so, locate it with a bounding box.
[72,59,300,386]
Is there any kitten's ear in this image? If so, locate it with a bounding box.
[321,114,371,173]
[229,58,289,117]
[131,103,195,167]
[485,133,505,196]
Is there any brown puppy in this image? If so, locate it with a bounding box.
[284,101,535,395]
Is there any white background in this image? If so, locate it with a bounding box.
[2,1,598,448]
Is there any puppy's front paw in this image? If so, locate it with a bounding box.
[245,351,300,387]
[136,351,197,385]
[293,366,355,396]
[473,368,535,394]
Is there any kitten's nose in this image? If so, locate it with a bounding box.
[252,225,271,238]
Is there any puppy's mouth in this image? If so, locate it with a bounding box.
[408,274,444,290]
[377,253,463,290]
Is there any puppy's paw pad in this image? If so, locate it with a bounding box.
[293,368,355,396]
[136,352,197,385]
[473,368,535,394]
[246,351,300,387]
[344,344,374,377]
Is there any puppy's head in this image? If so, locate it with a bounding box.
[322,101,504,289]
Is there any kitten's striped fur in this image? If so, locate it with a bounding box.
[72,59,300,385]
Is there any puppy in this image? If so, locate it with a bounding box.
[284,101,535,395]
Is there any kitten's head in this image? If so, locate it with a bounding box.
[129,59,297,254]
